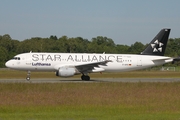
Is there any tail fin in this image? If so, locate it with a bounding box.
[141,28,171,56]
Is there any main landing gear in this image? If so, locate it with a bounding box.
[26,71,31,81]
[81,74,90,81]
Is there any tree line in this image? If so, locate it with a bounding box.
[0,34,180,67]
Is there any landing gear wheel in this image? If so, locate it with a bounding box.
[26,71,31,81]
[81,75,90,81]
[86,76,90,81]
[26,77,30,81]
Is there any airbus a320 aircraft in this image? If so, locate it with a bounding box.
[5,29,174,81]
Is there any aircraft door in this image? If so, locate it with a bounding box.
[26,54,32,66]
[137,57,142,66]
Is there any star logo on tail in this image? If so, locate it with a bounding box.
[151,40,163,53]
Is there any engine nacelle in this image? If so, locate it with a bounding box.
[56,67,76,77]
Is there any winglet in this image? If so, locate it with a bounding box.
[141,29,171,56]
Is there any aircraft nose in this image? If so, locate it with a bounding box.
[5,61,13,68]
[5,61,9,67]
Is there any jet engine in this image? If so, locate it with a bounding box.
[56,67,76,77]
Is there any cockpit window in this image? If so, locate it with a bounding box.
[12,57,21,60]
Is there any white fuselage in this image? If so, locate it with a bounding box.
[5,53,173,72]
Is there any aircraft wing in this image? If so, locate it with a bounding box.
[75,60,112,73]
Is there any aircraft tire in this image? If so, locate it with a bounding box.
[26,77,30,81]
[86,76,90,81]
[81,75,90,81]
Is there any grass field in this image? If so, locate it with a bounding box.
[0,70,180,119]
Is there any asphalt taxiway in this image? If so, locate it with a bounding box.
[0,78,180,83]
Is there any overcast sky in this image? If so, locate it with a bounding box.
[0,0,180,45]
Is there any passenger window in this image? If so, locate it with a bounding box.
[13,57,17,60]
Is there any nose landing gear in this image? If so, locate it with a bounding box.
[26,71,31,81]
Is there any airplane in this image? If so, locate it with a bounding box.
[5,28,174,81]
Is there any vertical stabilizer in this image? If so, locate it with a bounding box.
[141,29,171,56]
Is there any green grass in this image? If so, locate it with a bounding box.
[0,106,179,120]
[0,82,180,119]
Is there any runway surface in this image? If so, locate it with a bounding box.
[0,78,180,83]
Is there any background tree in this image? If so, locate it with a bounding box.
[115,44,130,54]
[128,42,145,54]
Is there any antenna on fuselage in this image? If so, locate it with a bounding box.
[30,51,32,53]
